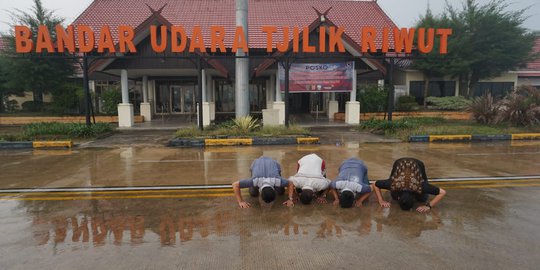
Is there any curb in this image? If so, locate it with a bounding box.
[409,133,540,142]
[168,137,320,147]
[0,141,73,149]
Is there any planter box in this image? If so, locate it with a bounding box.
[334,111,472,121]
[0,116,145,125]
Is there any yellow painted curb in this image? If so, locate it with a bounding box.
[32,141,73,149]
[297,137,320,144]
[511,133,540,140]
[205,138,253,146]
[429,135,471,142]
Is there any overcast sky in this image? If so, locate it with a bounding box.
[0,0,538,33]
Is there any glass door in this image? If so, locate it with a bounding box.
[155,81,197,115]
[182,86,195,113]
[171,86,182,113]
[171,85,196,114]
[310,93,325,113]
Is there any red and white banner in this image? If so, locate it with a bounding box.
[279,62,354,93]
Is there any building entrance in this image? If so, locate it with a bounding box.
[289,93,326,114]
[155,81,196,115]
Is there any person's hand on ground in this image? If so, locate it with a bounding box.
[333,200,339,206]
[355,200,364,208]
[283,199,294,207]
[379,200,391,208]
[238,201,251,209]
[416,206,431,213]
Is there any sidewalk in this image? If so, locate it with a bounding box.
[79,125,398,148]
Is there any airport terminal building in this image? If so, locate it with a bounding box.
[72,0,397,127]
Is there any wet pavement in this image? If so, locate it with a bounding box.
[1,138,540,269]
[1,141,539,189]
[0,185,539,269]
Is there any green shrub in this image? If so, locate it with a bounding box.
[426,96,472,111]
[22,122,112,138]
[50,83,83,114]
[21,101,46,112]
[360,117,447,135]
[259,125,310,136]
[174,124,310,138]
[359,118,412,134]
[468,93,499,124]
[497,85,540,126]
[175,126,205,138]
[359,85,388,113]
[6,100,18,112]
[101,89,122,115]
[396,96,420,112]
[0,134,30,141]
[232,116,261,133]
[400,117,446,125]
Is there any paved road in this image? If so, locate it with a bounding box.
[1,140,539,269]
[1,141,539,189]
[0,181,539,269]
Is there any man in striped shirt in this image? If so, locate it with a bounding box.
[232,156,288,208]
[329,158,373,208]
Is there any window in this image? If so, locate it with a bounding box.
[473,82,514,98]
[249,81,266,112]
[410,81,456,104]
[216,81,235,112]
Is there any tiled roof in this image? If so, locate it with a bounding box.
[72,0,397,49]
[519,37,540,76]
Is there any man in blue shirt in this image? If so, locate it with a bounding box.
[232,156,288,208]
[329,158,373,208]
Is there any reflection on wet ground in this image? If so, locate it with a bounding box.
[1,187,539,269]
[1,141,540,189]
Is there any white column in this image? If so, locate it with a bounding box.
[205,72,213,102]
[345,67,360,124]
[202,69,207,102]
[142,76,148,103]
[269,75,276,106]
[206,73,215,121]
[140,75,152,122]
[235,0,249,118]
[121,70,129,104]
[202,69,211,126]
[328,92,338,120]
[265,79,272,109]
[350,67,357,102]
[272,71,284,125]
[118,69,134,127]
[275,71,282,102]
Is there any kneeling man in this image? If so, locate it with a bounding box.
[330,158,373,208]
[232,156,288,208]
[373,158,446,213]
[284,153,331,206]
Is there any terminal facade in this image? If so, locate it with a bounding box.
[73,0,396,127]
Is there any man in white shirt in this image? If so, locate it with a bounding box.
[283,154,331,206]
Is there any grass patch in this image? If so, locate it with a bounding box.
[20,122,113,140]
[0,134,31,142]
[175,125,310,139]
[359,117,540,141]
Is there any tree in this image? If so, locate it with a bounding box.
[412,7,452,106]
[413,0,536,98]
[0,55,24,113]
[446,0,536,97]
[2,0,75,105]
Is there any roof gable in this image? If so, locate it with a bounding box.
[72,0,397,50]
